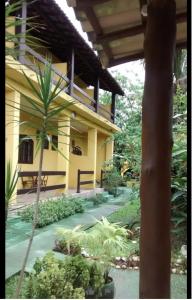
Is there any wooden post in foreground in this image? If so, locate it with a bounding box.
[139,0,176,298]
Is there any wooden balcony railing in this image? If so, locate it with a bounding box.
[19,45,114,123]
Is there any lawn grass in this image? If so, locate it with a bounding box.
[107,199,140,256]
[107,199,140,226]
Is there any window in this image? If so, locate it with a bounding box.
[18,135,34,164]
[51,135,58,150]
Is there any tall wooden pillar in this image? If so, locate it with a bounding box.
[111,93,116,123]
[94,77,99,112]
[68,48,75,96]
[139,1,176,298]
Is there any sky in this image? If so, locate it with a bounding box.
[54,0,145,85]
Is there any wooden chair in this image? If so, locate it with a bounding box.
[34,175,48,188]
[21,176,34,189]
[41,175,48,187]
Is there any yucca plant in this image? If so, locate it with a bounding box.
[6,0,44,59]
[5,160,19,223]
[7,60,75,298]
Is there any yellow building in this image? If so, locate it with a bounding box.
[6,0,124,198]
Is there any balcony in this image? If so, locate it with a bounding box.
[18,45,116,123]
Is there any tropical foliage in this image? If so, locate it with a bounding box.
[5,160,19,222]
[100,65,187,251]
[57,217,129,282]
[100,71,143,177]
[102,161,125,196]
[171,87,187,248]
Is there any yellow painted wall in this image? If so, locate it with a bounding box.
[68,128,97,189]
[53,62,68,82]
[6,16,15,50]
[73,86,95,107]
[17,123,59,190]
[6,89,20,202]
[70,128,88,156]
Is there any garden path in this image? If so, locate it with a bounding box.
[110,269,187,299]
[6,191,130,279]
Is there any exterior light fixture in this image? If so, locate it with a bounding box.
[71,111,76,118]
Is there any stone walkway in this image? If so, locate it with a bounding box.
[6,191,130,279]
[110,269,187,299]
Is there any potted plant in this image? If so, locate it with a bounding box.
[56,217,129,298]
[83,217,129,298]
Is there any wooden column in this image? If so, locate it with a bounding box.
[94,77,99,112]
[139,1,176,298]
[68,48,75,96]
[17,0,27,63]
[111,93,116,123]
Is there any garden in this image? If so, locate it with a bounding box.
[5,69,187,298]
[6,161,187,298]
[5,2,187,298]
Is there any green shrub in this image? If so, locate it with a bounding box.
[88,193,108,206]
[24,252,104,299]
[18,196,84,228]
[108,200,140,226]
[103,163,125,197]
[24,252,85,299]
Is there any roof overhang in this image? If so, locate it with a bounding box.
[67,0,187,68]
[10,0,124,95]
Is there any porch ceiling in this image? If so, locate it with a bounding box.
[67,0,187,68]
[70,119,89,133]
